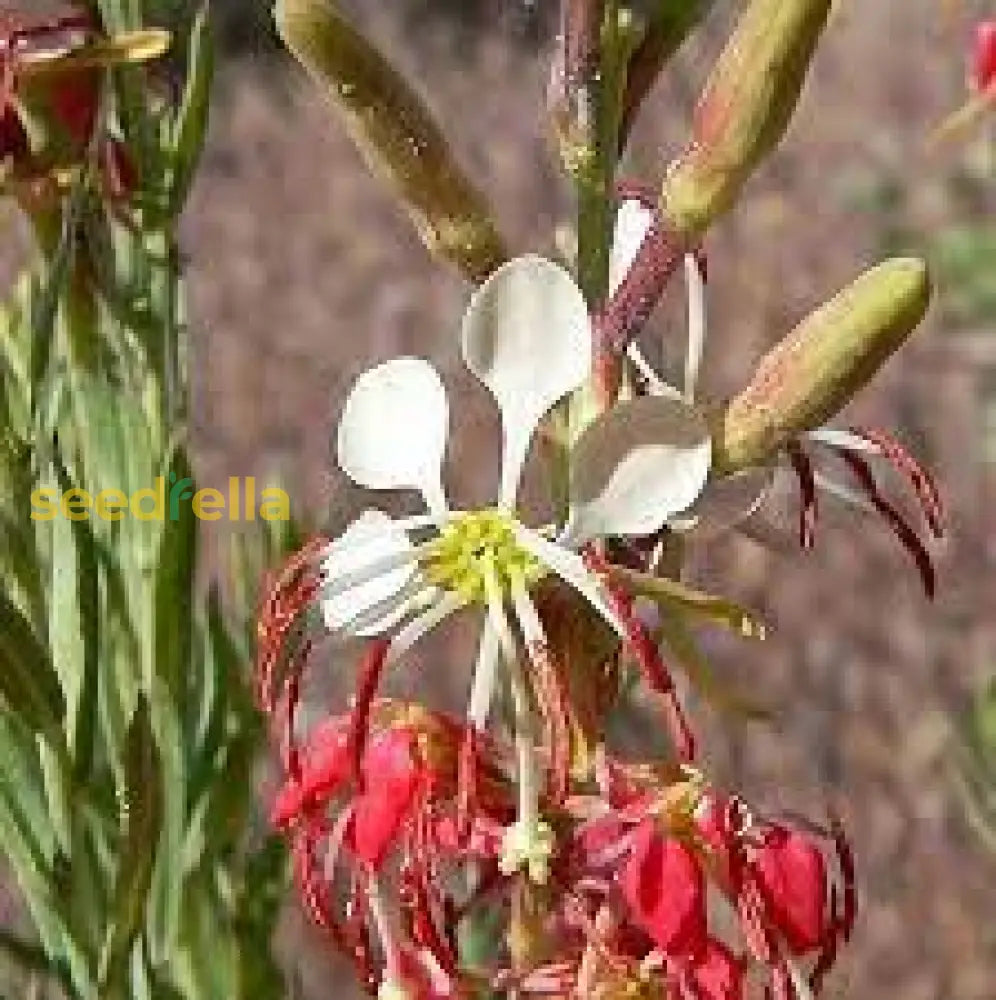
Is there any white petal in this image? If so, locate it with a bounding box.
[609,199,655,298]
[808,427,881,455]
[683,253,706,403]
[461,255,592,506]
[321,510,417,636]
[673,468,774,541]
[344,581,438,638]
[566,395,712,544]
[337,358,449,512]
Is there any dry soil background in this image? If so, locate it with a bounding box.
[195,2,995,997]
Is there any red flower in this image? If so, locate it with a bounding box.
[754,828,828,954]
[688,939,744,1000]
[972,21,996,92]
[348,728,421,867]
[620,821,707,958]
[272,719,422,869]
[270,716,352,827]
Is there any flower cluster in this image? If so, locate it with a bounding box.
[253,195,940,997]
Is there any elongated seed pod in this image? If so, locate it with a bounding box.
[661,0,832,237]
[274,0,508,284]
[713,258,931,473]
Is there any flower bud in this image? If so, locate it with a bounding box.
[713,258,931,473]
[274,0,508,284]
[661,0,832,237]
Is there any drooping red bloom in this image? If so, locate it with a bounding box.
[972,21,996,92]
[619,820,707,958]
[754,828,829,954]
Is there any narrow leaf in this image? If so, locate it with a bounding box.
[168,5,214,217]
[102,697,163,988]
[608,564,767,639]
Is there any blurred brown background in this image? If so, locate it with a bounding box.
[4,0,995,996]
[196,1,996,997]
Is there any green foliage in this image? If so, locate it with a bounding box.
[954,678,996,852]
[933,223,996,327]
[0,4,288,998]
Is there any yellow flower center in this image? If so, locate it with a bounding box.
[421,509,545,603]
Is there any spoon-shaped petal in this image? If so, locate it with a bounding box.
[461,255,591,507]
[321,510,418,636]
[337,358,449,512]
[565,396,712,545]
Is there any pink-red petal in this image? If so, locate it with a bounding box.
[620,821,707,958]
[348,729,421,867]
[690,939,744,1000]
[754,828,828,954]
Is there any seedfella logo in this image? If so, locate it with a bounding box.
[31,475,290,522]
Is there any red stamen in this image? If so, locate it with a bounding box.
[787,441,818,550]
[456,726,482,842]
[834,449,936,599]
[849,426,945,538]
[831,817,857,945]
[583,548,696,762]
[348,639,392,789]
[254,535,329,714]
[527,640,573,807]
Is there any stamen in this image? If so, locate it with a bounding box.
[348,640,391,788]
[582,547,696,763]
[460,618,500,841]
[510,571,572,807]
[480,556,537,823]
[849,426,945,537]
[514,525,627,641]
[833,448,936,598]
[467,615,501,730]
[787,441,818,550]
[384,591,468,668]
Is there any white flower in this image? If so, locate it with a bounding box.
[610,197,943,581]
[320,254,712,859]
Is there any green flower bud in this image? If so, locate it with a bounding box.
[713,258,931,473]
[661,0,832,237]
[274,0,507,284]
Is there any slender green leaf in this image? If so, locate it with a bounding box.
[101,697,163,989]
[0,592,65,742]
[168,4,214,217]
